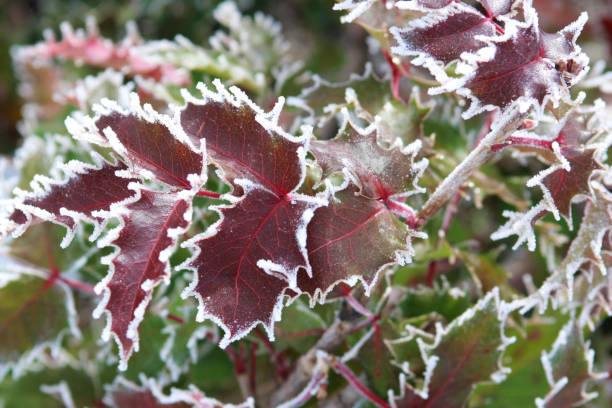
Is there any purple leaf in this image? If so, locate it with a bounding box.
[180,99,305,195]
[9,156,137,245]
[456,7,588,117]
[392,3,497,66]
[310,121,422,199]
[297,185,413,303]
[94,189,193,369]
[96,107,204,189]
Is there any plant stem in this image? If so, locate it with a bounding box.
[331,359,390,408]
[195,189,221,198]
[417,107,526,226]
[57,276,96,294]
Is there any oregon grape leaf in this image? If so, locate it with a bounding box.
[297,184,414,303]
[0,273,78,380]
[94,189,194,370]
[8,156,137,245]
[391,289,513,408]
[96,108,204,189]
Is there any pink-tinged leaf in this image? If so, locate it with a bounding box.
[390,289,512,408]
[541,147,603,222]
[15,20,189,85]
[297,185,414,303]
[180,97,305,195]
[311,120,422,199]
[94,189,193,370]
[105,377,254,408]
[536,320,606,408]
[455,7,588,118]
[395,0,453,10]
[391,3,497,66]
[184,188,321,347]
[8,156,137,245]
[95,103,204,190]
[0,273,79,381]
[479,0,515,17]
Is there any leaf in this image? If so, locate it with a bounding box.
[180,89,305,195]
[179,83,325,346]
[536,320,606,407]
[0,366,99,408]
[161,308,217,381]
[297,184,415,303]
[391,3,497,67]
[7,155,137,245]
[333,0,378,24]
[183,188,320,347]
[399,283,471,322]
[390,288,514,408]
[540,148,603,222]
[311,118,422,199]
[94,98,205,189]
[15,20,189,85]
[453,6,588,118]
[104,376,254,408]
[94,189,194,370]
[0,273,79,380]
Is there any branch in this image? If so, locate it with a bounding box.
[269,318,358,406]
[417,107,527,226]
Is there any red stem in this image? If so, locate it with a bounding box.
[332,360,390,408]
[57,276,96,294]
[196,189,221,198]
[253,327,289,379]
[166,313,185,325]
[385,198,418,228]
[249,341,258,396]
[225,345,246,374]
[492,135,555,152]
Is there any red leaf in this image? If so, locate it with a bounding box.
[178,86,323,345]
[180,99,304,195]
[297,185,413,303]
[457,6,588,117]
[311,111,423,200]
[9,156,137,245]
[392,3,497,66]
[96,109,204,190]
[94,189,193,369]
[541,147,603,221]
[184,188,321,347]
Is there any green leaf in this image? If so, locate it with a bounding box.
[390,288,514,408]
[536,320,606,408]
[0,272,79,380]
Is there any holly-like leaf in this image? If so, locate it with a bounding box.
[93,97,205,189]
[94,189,194,370]
[391,3,498,67]
[390,288,514,408]
[0,273,79,380]
[179,82,325,347]
[184,188,321,347]
[160,308,216,381]
[451,6,588,118]
[6,155,137,245]
[15,20,189,85]
[536,320,606,408]
[311,118,423,199]
[297,184,415,303]
[540,147,603,222]
[104,377,254,408]
[180,89,305,195]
